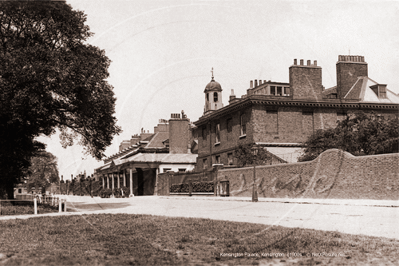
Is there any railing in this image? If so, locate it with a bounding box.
[0,195,67,216]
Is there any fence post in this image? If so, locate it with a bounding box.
[34,197,37,214]
[252,165,258,202]
[59,199,62,213]
[167,173,170,196]
[189,180,192,197]
[63,199,66,212]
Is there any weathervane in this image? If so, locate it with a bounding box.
[211,67,214,80]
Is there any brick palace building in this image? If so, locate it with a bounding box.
[193,55,399,170]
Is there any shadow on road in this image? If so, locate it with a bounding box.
[68,202,132,212]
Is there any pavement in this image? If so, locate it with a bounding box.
[1,195,398,240]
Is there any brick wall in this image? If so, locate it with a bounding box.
[217,149,399,200]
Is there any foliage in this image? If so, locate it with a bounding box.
[1,214,399,265]
[170,181,214,193]
[299,112,399,162]
[112,188,122,198]
[99,188,112,198]
[0,123,44,198]
[26,151,59,192]
[120,186,130,197]
[233,144,273,167]
[60,179,102,196]
[0,1,121,198]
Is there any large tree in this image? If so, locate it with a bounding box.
[0,1,121,198]
[299,112,399,162]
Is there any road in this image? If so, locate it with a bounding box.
[42,195,399,240]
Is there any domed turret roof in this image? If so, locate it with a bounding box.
[204,78,222,92]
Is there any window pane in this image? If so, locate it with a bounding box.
[270,86,276,95]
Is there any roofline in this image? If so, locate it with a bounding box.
[255,142,303,147]
[194,95,399,126]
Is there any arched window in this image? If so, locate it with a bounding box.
[214,92,218,102]
[206,93,209,101]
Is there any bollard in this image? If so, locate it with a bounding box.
[189,181,192,197]
[63,199,67,212]
[59,199,62,213]
[252,165,258,202]
[34,197,37,214]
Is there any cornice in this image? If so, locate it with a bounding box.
[194,96,398,126]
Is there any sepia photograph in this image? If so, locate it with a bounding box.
[1,0,398,265]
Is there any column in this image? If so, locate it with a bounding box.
[154,168,159,196]
[123,170,126,187]
[111,173,115,190]
[102,176,105,189]
[129,168,134,197]
[117,172,120,188]
[107,175,110,189]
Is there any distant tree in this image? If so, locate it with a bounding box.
[0,1,121,198]
[27,151,59,193]
[234,144,273,167]
[299,111,399,162]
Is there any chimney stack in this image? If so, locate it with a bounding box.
[169,113,190,154]
[336,55,368,99]
[229,89,236,102]
[289,58,322,100]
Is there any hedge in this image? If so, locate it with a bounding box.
[170,181,214,193]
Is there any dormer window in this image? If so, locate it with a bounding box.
[370,84,387,99]
[214,92,218,102]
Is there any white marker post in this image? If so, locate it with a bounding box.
[59,199,62,213]
[34,197,37,214]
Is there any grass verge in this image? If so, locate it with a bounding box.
[0,214,398,265]
[0,201,58,216]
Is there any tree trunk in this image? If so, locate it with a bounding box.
[5,181,15,200]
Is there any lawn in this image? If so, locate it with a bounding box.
[0,214,398,265]
[0,201,59,216]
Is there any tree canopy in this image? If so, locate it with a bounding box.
[234,144,273,167]
[0,1,121,198]
[26,151,59,193]
[298,112,399,162]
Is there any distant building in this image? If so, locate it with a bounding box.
[193,55,399,169]
[95,112,198,196]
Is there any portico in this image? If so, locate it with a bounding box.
[96,153,197,196]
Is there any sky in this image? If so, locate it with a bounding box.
[37,0,399,180]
